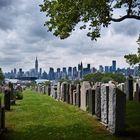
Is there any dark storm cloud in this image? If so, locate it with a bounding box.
[0,0,12,8]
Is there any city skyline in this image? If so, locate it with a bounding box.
[4,58,139,81]
[0,0,140,73]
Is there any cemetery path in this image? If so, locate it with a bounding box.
[1,89,140,140]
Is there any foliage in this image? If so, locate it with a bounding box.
[40,0,140,40]
[124,35,140,66]
[16,91,23,100]
[0,68,4,85]
[83,72,125,83]
[101,76,113,83]
[44,81,51,86]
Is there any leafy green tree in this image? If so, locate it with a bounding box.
[40,0,140,40]
[83,72,125,83]
[83,72,103,83]
[124,35,140,66]
[0,68,4,85]
[101,76,113,83]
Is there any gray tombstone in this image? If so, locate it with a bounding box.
[76,84,81,107]
[108,84,126,134]
[95,86,101,119]
[73,90,77,105]
[9,83,16,104]
[69,84,76,104]
[60,82,68,102]
[101,84,109,124]
[86,88,95,115]
[57,82,61,100]
[4,87,11,111]
[80,81,91,111]
[134,82,140,102]
[125,76,133,100]
[0,98,1,130]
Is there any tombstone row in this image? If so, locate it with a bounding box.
[0,95,5,135]
[0,83,24,136]
[35,81,126,135]
[117,76,140,102]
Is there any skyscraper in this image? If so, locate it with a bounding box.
[112,60,116,72]
[35,57,38,76]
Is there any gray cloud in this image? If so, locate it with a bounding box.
[0,0,12,8]
[112,20,140,37]
[0,0,139,72]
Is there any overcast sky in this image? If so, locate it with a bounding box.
[0,0,140,73]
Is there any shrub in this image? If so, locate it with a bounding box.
[16,91,23,100]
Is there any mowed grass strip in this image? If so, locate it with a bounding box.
[1,89,140,140]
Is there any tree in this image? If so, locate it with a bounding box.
[40,0,140,40]
[83,72,125,83]
[0,68,4,85]
[124,35,140,66]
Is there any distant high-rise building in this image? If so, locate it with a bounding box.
[14,68,16,75]
[105,66,109,73]
[112,60,116,72]
[73,67,78,80]
[48,67,55,80]
[35,57,38,76]
[56,68,61,80]
[99,65,104,73]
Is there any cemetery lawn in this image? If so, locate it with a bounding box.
[1,89,140,140]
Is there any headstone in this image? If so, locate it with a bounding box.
[69,84,76,104]
[4,87,11,110]
[9,82,16,105]
[125,76,133,100]
[101,84,109,124]
[48,84,51,96]
[86,88,95,115]
[73,90,77,105]
[134,82,140,102]
[108,84,126,134]
[95,86,101,119]
[117,83,125,93]
[1,106,5,130]
[80,81,91,111]
[60,82,68,102]
[76,84,81,107]
[57,82,61,100]
[0,98,1,130]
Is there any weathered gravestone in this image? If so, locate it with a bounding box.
[50,85,56,98]
[101,84,109,125]
[80,81,91,111]
[0,106,5,131]
[0,97,5,133]
[57,82,61,100]
[43,86,46,94]
[69,84,76,104]
[108,84,126,135]
[73,90,77,105]
[134,82,140,102]
[86,88,95,115]
[4,87,11,110]
[48,84,51,96]
[117,83,125,93]
[95,86,101,119]
[125,76,133,100]
[60,82,69,102]
[8,82,16,105]
[76,83,81,107]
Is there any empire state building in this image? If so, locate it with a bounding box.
[35,57,38,77]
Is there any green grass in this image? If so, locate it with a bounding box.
[1,89,140,140]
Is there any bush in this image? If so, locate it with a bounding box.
[16,91,23,100]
